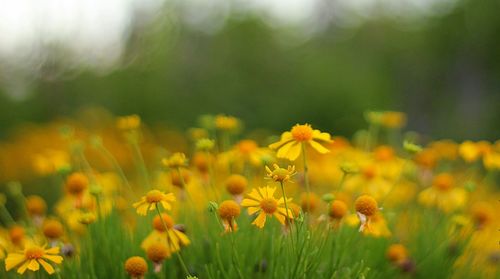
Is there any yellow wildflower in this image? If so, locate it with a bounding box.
[241,186,293,228]
[269,124,332,161]
[162,152,188,169]
[5,245,63,275]
[133,190,176,216]
[218,200,241,233]
[265,164,296,183]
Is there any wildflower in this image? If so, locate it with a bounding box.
[117,115,141,131]
[470,202,493,229]
[124,256,148,279]
[162,153,188,169]
[65,172,88,197]
[459,141,480,162]
[241,186,293,228]
[215,115,240,131]
[225,175,247,199]
[265,164,296,183]
[418,173,467,213]
[133,190,176,216]
[218,200,241,232]
[9,226,25,247]
[26,195,47,217]
[195,138,215,151]
[380,111,407,129]
[300,192,320,213]
[146,242,169,272]
[386,244,408,264]
[42,220,64,240]
[78,212,97,225]
[354,195,379,232]
[269,124,332,161]
[222,139,272,167]
[192,152,210,173]
[329,200,348,220]
[142,214,190,253]
[5,244,63,275]
[170,169,191,188]
[403,141,422,154]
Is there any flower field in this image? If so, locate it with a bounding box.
[0,111,498,279]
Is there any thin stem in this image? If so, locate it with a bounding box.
[229,231,245,279]
[130,139,151,189]
[279,181,295,252]
[301,143,311,214]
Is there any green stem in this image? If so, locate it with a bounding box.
[130,139,151,189]
[230,231,245,279]
[279,181,295,252]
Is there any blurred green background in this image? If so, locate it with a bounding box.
[0,0,499,141]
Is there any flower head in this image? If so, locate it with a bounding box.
[241,186,293,228]
[265,164,296,183]
[42,220,64,240]
[162,153,188,169]
[215,115,240,131]
[386,244,409,264]
[117,115,141,131]
[26,195,47,217]
[124,256,148,278]
[225,175,247,196]
[269,124,332,161]
[329,200,348,220]
[5,245,63,275]
[142,214,190,254]
[65,172,88,196]
[218,200,241,233]
[355,195,379,232]
[133,190,176,216]
[146,242,170,263]
[195,138,215,151]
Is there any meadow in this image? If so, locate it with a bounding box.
[0,110,498,279]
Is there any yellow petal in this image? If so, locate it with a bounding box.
[164,192,176,202]
[274,212,286,225]
[276,141,296,159]
[247,207,261,215]
[27,259,40,271]
[43,254,63,264]
[17,260,30,274]
[312,130,332,142]
[5,254,26,271]
[45,247,60,254]
[309,140,330,154]
[252,212,267,228]
[269,132,294,150]
[174,230,191,246]
[241,199,260,207]
[160,200,172,211]
[38,259,55,275]
[135,203,149,216]
[285,142,302,161]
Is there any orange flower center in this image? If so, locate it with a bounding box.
[25,247,44,259]
[362,166,377,180]
[146,190,163,203]
[291,124,313,141]
[153,214,174,231]
[433,174,454,191]
[260,198,278,214]
[237,140,258,154]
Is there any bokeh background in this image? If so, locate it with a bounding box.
[0,0,499,140]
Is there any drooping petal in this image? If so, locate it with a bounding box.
[38,259,55,274]
[285,142,302,161]
[252,212,267,228]
[308,140,330,154]
[160,200,172,211]
[5,254,26,271]
[274,212,286,225]
[276,141,296,159]
[17,260,30,274]
[241,199,259,207]
[269,132,294,150]
[173,230,191,246]
[163,192,176,202]
[45,247,60,255]
[27,259,40,271]
[135,203,149,216]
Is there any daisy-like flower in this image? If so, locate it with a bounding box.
[241,186,293,228]
[269,124,332,161]
[218,200,241,233]
[133,190,176,216]
[418,173,467,213]
[5,244,63,275]
[265,164,296,183]
[354,195,379,233]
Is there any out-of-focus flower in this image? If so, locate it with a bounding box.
[133,190,176,216]
[162,153,188,169]
[5,245,63,275]
[218,200,241,233]
[418,173,467,213]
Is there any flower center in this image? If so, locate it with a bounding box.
[260,198,278,214]
[433,174,453,191]
[146,190,163,203]
[362,166,376,180]
[153,214,174,231]
[291,124,313,141]
[272,168,289,181]
[238,140,258,154]
[25,247,44,259]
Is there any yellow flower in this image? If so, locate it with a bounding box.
[354,195,379,233]
[459,141,480,162]
[117,114,141,130]
[124,256,148,278]
[418,173,467,213]
[265,164,296,183]
[380,111,407,129]
[386,244,408,264]
[133,190,176,216]
[269,124,332,161]
[5,245,63,275]
[141,214,190,254]
[215,114,240,131]
[162,153,188,169]
[241,186,293,228]
[195,138,215,151]
[218,200,241,233]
